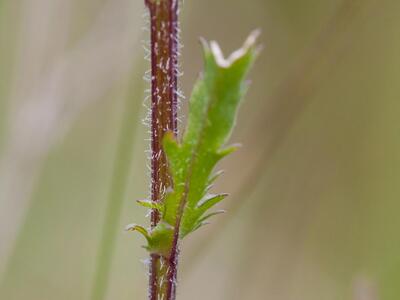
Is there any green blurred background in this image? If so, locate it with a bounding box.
[0,0,399,299]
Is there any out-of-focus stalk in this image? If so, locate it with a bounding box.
[90,68,143,300]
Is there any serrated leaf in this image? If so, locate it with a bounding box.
[180,194,227,235]
[128,31,259,255]
[162,31,260,238]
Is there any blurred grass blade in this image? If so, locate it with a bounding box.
[90,66,144,300]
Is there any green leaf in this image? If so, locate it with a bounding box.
[125,224,151,243]
[163,31,260,238]
[208,170,225,185]
[129,30,259,255]
[197,210,226,224]
[137,199,164,212]
[146,222,174,257]
[197,193,228,210]
[190,210,226,234]
[126,222,174,257]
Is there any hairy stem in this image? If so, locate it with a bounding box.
[145,0,179,299]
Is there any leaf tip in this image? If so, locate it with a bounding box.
[125,223,151,242]
[218,144,240,158]
[207,30,261,69]
[244,29,261,50]
[199,36,209,51]
[137,199,164,212]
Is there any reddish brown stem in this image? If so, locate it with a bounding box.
[144,0,179,299]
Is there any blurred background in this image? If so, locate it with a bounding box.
[0,0,399,299]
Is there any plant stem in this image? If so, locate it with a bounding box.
[145,0,179,299]
[90,69,143,300]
